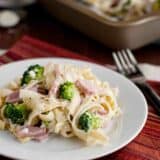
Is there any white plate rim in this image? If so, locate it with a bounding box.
[0,57,148,160]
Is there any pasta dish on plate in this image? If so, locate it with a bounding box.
[0,63,121,146]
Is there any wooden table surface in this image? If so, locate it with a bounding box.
[0,3,160,160]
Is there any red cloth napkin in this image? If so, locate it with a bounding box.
[0,36,160,160]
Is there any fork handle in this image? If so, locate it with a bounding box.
[137,83,160,115]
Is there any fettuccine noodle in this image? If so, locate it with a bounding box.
[0,63,121,145]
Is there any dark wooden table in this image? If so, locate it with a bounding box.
[0,3,160,160]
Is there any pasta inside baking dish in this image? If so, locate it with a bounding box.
[79,0,160,21]
[0,63,121,146]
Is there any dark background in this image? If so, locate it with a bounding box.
[0,3,159,65]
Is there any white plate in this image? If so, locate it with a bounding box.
[0,0,35,8]
[0,58,148,160]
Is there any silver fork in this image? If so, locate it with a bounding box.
[112,49,160,115]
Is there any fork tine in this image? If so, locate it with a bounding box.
[126,49,144,75]
[126,49,138,65]
[112,52,125,74]
[117,51,131,74]
[122,50,136,73]
[113,49,160,115]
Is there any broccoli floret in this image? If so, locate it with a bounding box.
[4,103,29,125]
[59,81,75,100]
[78,112,101,132]
[92,116,101,129]
[4,103,14,118]
[21,64,44,86]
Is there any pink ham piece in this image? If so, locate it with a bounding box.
[49,81,59,96]
[75,80,98,95]
[97,108,108,116]
[33,133,49,141]
[54,64,62,77]
[16,126,48,142]
[6,91,20,103]
[49,64,62,96]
